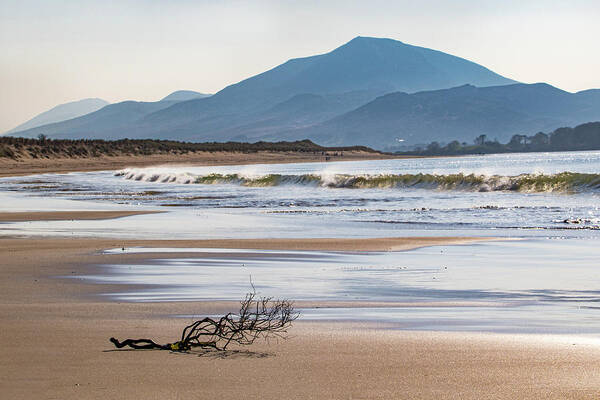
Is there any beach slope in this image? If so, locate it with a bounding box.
[1,237,600,399]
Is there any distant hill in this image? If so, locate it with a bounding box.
[0,137,376,160]
[398,122,600,156]
[8,92,209,139]
[282,83,600,149]
[6,98,108,134]
[160,90,211,102]
[9,36,516,141]
[10,100,181,140]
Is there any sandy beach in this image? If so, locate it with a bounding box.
[4,2,600,398]
[2,233,600,399]
[1,157,599,399]
[0,150,402,177]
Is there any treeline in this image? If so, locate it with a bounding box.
[398,122,600,156]
[0,136,377,160]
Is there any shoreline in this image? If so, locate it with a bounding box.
[0,150,406,178]
[0,235,499,307]
[0,236,496,302]
[0,236,497,304]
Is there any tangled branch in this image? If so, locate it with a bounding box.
[110,291,299,352]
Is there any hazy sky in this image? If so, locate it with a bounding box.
[1,0,599,132]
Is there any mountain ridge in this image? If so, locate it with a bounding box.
[282,83,600,148]
[6,98,109,134]
[9,36,518,143]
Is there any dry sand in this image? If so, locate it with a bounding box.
[2,235,600,399]
[0,150,402,177]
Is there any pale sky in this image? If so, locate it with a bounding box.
[1,0,599,132]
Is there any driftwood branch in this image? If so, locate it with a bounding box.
[110,291,299,352]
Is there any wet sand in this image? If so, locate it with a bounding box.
[0,150,401,177]
[2,236,600,399]
[0,210,162,222]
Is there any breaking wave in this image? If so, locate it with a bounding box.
[115,170,600,193]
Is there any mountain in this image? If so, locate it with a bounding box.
[137,36,515,139]
[9,36,516,141]
[574,89,600,107]
[11,100,181,140]
[8,92,210,139]
[283,83,600,148]
[6,98,109,134]
[160,90,211,102]
[222,91,383,141]
[177,36,515,110]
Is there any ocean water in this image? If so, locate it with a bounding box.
[2,151,600,334]
[2,151,600,238]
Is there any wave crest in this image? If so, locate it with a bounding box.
[115,170,600,193]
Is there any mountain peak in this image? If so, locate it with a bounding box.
[348,36,403,44]
[339,36,406,52]
[160,90,211,102]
